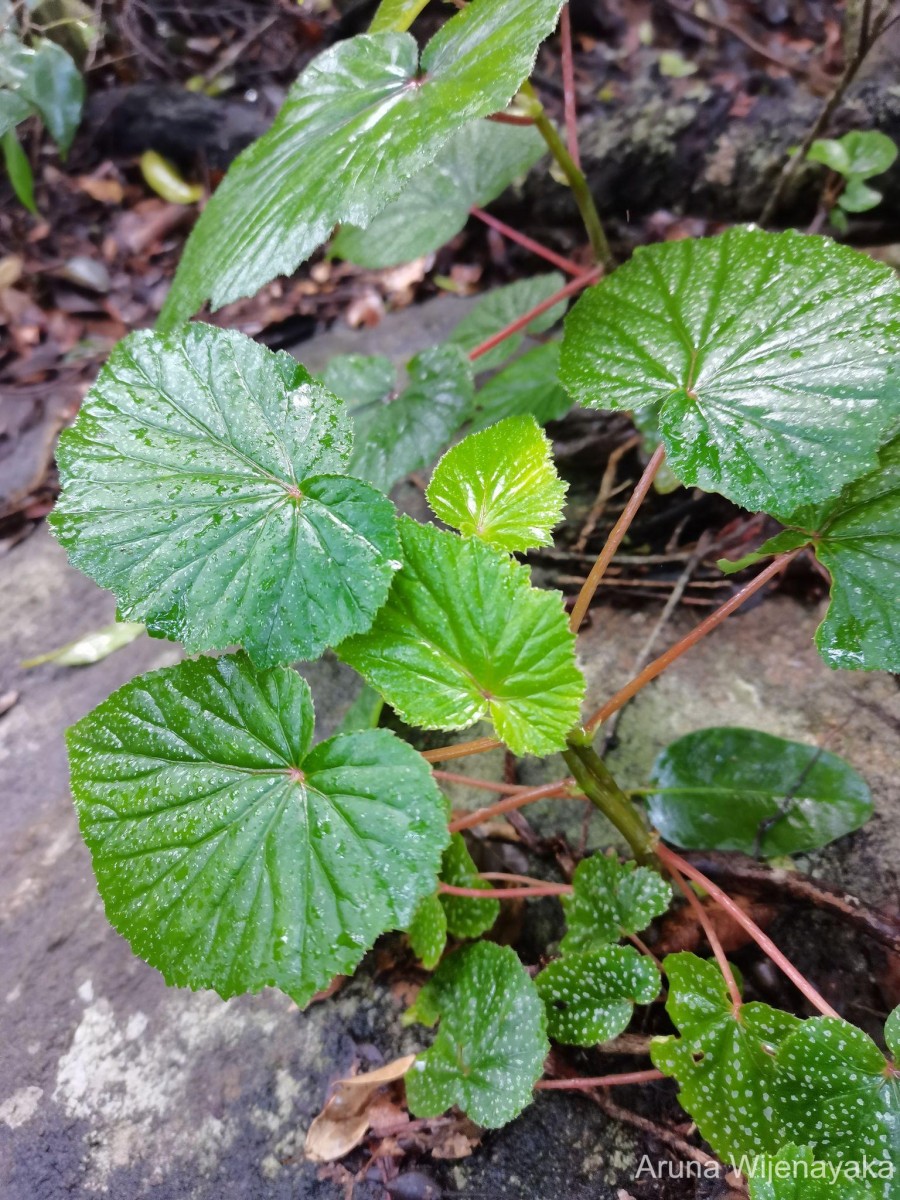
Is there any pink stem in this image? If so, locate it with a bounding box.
[433,770,532,795]
[669,862,742,1013]
[467,267,602,363]
[438,881,572,899]
[470,206,582,277]
[448,780,573,833]
[559,4,581,169]
[536,1069,665,1090]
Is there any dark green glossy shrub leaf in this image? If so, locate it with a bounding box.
[50,324,401,668]
[406,942,548,1127]
[321,344,474,493]
[160,0,565,327]
[647,727,872,857]
[2,127,36,212]
[753,434,900,672]
[0,35,84,153]
[747,1144,875,1200]
[536,947,661,1046]
[469,342,571,431]
[426,415,567,551]
[450,274,567,371]
[561,852,672,952]
[67,653,448,1007]
[439,832,499,938]
[0,90,33,137]
[560,227,900,517]
[651,953,802,1162]
[339,517,585,756]
[407,893,447,969]
[332,119,544,268]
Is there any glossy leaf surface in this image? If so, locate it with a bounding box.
[406,942,548,1127]
[560,227,900,517]
[50,324,401,667]
[647,727,872,857]
[160,0,565,326]
[426,416,567,551]
[561,853,672,952]
[67,654,448,1007]
[339,518,585,756]
[407,893,447,969]
[536,947,660,1046]
[747,1145,875,1200]
[0,35,84,153]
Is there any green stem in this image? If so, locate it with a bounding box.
[520,82,613,270]
[563,741,656,862]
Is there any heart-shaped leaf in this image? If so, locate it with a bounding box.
[439,832,500,938]
[406,941,548,1128]
[50,324,401,667]
[332,118,544,268]
[469,341,571,431]
[561,852,672,952]
[559,227,900,517]
[338,517,585,756]
[647,727,872,857]
[160,0,565,327]
[536,946,661,1046]
[450,274,568,371]
[67,653,448,1007]
[651,953,802,1163]
[426,415,567,552]
[407,893,448,969]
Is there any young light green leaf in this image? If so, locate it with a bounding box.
[647,727,872,857]
[763,433,900,672]
[651,952,802,1162]
[469,341,571,432]
[560,227,900,518]
[561,852,672,952]
[839,177,883,214]
[426,416,567,552]
[50,324,401,668]
[21,621,145,668]
[332,119,544,269]
[407,893,447,969]
[67,653,448,1008]
[369,0,430,33]
[809,130,898,180]
[406,942,549,1128]
[2,126,36,212]
[439,832,499,939]
[450,273,568,371]
[887,1007,900,1062]
[338,518,585,756]
[159,0,565,327]
[536,946,661,1046]
[747,1144,876,1200]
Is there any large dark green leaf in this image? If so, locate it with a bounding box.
[647,727,872,857]
[0,36,83,153]
[332,119,544,268]
[50,324,401,667]
[159,0,565,328]
[321,344,474,493]
[747,1145,875,1200]
[0,90,33,138]
[450,273,567,371]
[67,653,448,1007]
[559,227,900,517]
[406,942,548,1127]
[338,517,585,756]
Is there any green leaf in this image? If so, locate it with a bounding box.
[426,415,567,552]
[369,0,430,33]
[810,131,898,180]
[439,832,499,938]
[773,1017,899,1184]
[887,1007,900,1062]
[769,433,900,672]
[337,684,384,735]
[561,852,672,952]
[469,341,572,431]
[559,227,900,518]
[407,893,447,969]
[50,324,401,668]
[0,37,83,154]
[839,177,883,214]
[159,0,565,328]
[406,942,549,1127]
[332,119,544,268]
[536,947,660,1046]
[450,274,568,371]
[0,89,34,138]
[67,653,448,1007]
[2,126,36,212]
[747,1144,876,1200]
[647,727,872,857]
[651,952,802,1162]
[338,517,585,756]
[808,138,851,176]
[21,621,145,668]
[323,345,474,494]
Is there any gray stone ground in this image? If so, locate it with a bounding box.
[1,299,898,1200]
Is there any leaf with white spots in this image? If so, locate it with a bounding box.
[439,832,499,939]
[560,852,672,952]
[536,947,661,1046]
[67,653,449,1007]
[887,1007,900,1062]
[747,1144,876,1200]
[651,953,802,1163]
[427,416,567,551]
[50,324,401,668]
[407,893,447,969]
[405,941,549,1128]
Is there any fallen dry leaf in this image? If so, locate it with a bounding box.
[305,1054,417,1163]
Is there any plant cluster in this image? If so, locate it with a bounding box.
[46,0,899,1194]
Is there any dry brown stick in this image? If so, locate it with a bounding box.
[573,435,642,553]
